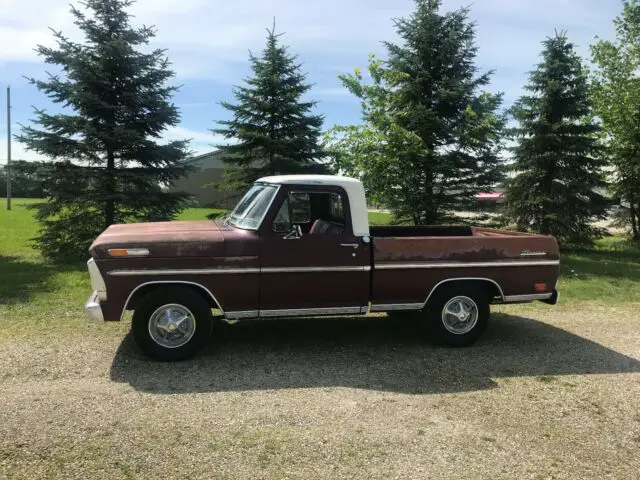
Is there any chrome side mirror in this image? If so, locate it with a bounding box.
[283,224,302,240]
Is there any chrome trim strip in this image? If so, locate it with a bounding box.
[259,306,364,318]
[423,278,506,306]
[120,281,224,321]
[504,293,553,302]
[261,266,369,274]
[225,310,259,319]
[520,251,548,257]
[110,265,369,276]
[376,260,559,270]
[108,268,260,276]
[369,303,423,312]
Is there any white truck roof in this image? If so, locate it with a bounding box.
[258,175,370,237]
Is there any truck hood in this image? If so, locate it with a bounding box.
[89,220,225,258]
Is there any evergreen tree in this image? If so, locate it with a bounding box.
[214,23,326,192]
[18,0,191,262]
[504,32,607,245]
[327,0,505,225]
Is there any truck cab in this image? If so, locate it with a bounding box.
[85,175,559,361]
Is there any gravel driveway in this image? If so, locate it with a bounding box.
[1,304,639,479]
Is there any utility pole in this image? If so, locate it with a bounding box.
[6,86,11,210]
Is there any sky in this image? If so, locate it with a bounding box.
[0,0,621,163]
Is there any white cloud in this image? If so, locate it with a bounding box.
[0,126,222,164]
[162,126,229,155]
[0,3,73,62]
[0,0,618,84]
[162,125,213,144]
[0,27,51,62]
[0,0,621,143]
[0,0,405,77]
[0,137,42,163]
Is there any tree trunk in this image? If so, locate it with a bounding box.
[540,172,554,236]
[540,215,551,235]
[423,166,436,225]
[104,148,115,230]
[631,202,640,242]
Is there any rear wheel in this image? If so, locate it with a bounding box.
[132,287,213,361]
[423,285,490,347]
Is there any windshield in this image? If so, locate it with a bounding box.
[227,183,279,230]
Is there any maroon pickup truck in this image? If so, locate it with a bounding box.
[85,175,560,361]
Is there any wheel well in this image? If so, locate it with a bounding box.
[124,282,221,316]
[424,278,504,306]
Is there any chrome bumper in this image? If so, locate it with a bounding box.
[85,291,104,322]
[541,289,559,305]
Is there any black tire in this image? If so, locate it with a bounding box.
[423,284,490,347]
[132,286,213,361]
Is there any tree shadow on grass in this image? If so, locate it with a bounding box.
[0,255,85,305]
[561,248,640,281]
[109,313,640,395]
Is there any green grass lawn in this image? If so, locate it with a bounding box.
[560,241,640,302]
[1,198,638,338]
[177,207,228,221]
[368,210,395,225]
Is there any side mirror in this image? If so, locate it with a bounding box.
[283,224,302,240]
[273,220,292,233]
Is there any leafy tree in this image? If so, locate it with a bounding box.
[0,160,49,198]
[503,33,607,245]
[326,0,505,225]
[591,0,640,241]
[18,0,191,262]
[214,23,326,192]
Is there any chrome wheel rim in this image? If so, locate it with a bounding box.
[441,296,478,335]
[148,304,196,349]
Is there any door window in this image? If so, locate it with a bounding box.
[272,190,347,235]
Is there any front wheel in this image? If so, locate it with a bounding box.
[132,287,213,361]
[423,285,490,347]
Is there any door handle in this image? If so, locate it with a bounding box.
[340,243,359,249]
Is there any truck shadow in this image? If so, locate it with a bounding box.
[109,313,640,395]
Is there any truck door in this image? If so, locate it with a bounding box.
[258,185,370,316]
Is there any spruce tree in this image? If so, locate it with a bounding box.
[18,0,191,262]
[214,24,326,191]
[504,33,607,245]
[327,0,505,225]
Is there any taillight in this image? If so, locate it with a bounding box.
[534,283,547,292]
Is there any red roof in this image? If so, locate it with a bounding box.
[476,192,503,200]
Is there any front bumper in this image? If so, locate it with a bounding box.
[85,291,104,322]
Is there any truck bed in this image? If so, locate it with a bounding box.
[369,226,560,309]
